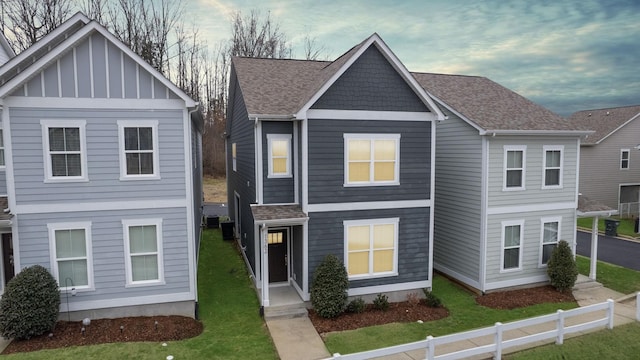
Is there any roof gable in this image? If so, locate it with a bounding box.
[567,105,640,145]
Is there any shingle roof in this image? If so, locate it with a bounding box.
[412,73,578,132]
[566,105,640,145]
[251,204,308,222]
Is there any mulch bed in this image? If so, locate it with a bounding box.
[476,285,576,309]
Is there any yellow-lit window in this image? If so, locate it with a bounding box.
[232,143,237,172]
[345,218,398,279]
[267,232,283,244]
[267,134,291,177]
[345,134,399,185]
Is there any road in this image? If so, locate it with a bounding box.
[576,230,640,271]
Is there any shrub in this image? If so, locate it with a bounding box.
[310,254,349,318]
[422,289,442,308]
[0,265,60,340]
[406,292,420,306]
[346,298,366,313]
[547,240,578,292]
[373,293,389,311]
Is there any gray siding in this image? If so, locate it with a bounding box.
[292,225,303,289]
[262,121,294,204]
[579,118,640,208]
[17,207,192,305]
[311,45,428,112]
[433,110,483,283]
[307,119,431,204]
[10,107,187,204]
[308,207,430,290]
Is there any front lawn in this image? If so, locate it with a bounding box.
[576,255,640,294]
[577,217,638,238]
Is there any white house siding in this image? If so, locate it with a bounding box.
[579,118,640,209]
[433,110,483,288]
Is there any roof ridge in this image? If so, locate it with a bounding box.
[572,104,640,113]
[412,71,484,79]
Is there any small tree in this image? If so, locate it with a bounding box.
[0,265,60,340]
[547,240,578,292]
[310,254,348,318]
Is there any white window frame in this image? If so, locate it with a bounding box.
[503,145,526,191]
[47,221,94,292]
[122,218,164,287]
[539,216,562,267]
[117,120,160,180]
[344,133,400,187]
[232,143,237,172]
[267,134,292,178]
[0,128,5,168]
[500,219,524,272]
[621,149,630,170]
[542,145,564,189]
[343,217,399,280]
[40,119,88,182]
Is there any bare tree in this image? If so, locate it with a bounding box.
[0,0,73,51]
[80,0,107,25]
[302,34,327,60]
[228,10,291,58]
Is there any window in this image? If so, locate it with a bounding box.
[540,217,561,266]
[118,120,159,180]
[501,220,523,271]
[344,134,400,186]
[123,219,164,286]
[0,129,4,167]
[344,218,398,279]
[267,134,291,177]
[503,146,526,190]
[543,146,563,188]
[41,120,87,182]
[621,149,630,169]
[48,222,93,290]
[232,143,237,172]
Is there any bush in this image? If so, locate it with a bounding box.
[547,240,578,292]
[422,289,442,308]
[373,293,389,311]
[310,254,349,318]
[406,292,420,306]
[0,265,60,340]
[346,298,366,313]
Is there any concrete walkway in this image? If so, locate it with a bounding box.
[265,279,638,360]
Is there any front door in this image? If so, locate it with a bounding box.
[2,233,14,285]
[268,229,288,283]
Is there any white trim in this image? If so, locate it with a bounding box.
[433,262,481,291]
[266,134,292,178]
[47,221,95,292]
[343,218,399,280]
[484,274,549,291]
[503,145,526,191]
[428,120,436,283]
[234,192,241,239]
[293,121,299,204]
[4,96,187,109]
[40,71,45,97]
[487,201,576,215]
[301,118,309,212]
[105,39,110,98]
[500,219,524,272]
[539,216,562,267]
[122,218,165,287]
[480,136,489,291]
[344,133,400,186]
[117,119,160,180]
[347,280,431,296]
[120,47,125,98]
[89,34,94,98]
[73,47,78,97]
[59,291,194,312]
[40,119,88,182]
[135,64,140,99]
[620,148,630,170]
[302,220,309,298]
[0,129,5,168]
[256,120,263,203]
[183,109,197,299]
[542,145,564,189]
[308,199,431,212]
[306,109,438,121]
[15,198,187,214]
[56,59,62,97]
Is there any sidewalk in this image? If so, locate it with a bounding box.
[265,278,638,360]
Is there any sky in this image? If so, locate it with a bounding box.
[185,0,640,116]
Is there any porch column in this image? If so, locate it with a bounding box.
[589,216,598,280]
[261,224,270,306]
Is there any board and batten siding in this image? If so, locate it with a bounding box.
[10,33,177,100]
[486,136,579,208]
[262,121,295,204]
[433,109,483,285]
[579,118,640,208]
[9,107,186,205]
[307,119,431,204]
[17,207,192,304]
[307,207,430,290]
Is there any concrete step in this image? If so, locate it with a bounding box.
[264,303,308,320]
[573,279,603,291]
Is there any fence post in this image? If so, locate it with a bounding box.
[494,322,503,360]
[556,309,565,345]
[606,299,615,329]
[636,293,640,322]
[426,335,435,360]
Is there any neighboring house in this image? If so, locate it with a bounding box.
[227,34,445,307]
[0,13,203,319]
[412,73,591,293]
[567,105,640,217]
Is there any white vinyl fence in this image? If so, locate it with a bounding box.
[327,299,621,360]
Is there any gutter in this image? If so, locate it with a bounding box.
[483,130,595,137]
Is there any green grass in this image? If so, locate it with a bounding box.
[3,230,278,360]
[324,275,578,355]
[576,255,640,294]
[577,217,638,238]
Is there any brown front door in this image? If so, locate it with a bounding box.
[268,229,288,283]
[2,233,14,285]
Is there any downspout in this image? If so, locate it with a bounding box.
[188,104,200,318]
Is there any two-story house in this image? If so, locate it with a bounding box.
[227,34,445,308]
[413,73,591,293]
[0,13,203,319]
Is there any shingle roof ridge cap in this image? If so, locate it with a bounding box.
[232,55,330,64]
[570,104,640,114]
[411,71,485,79]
